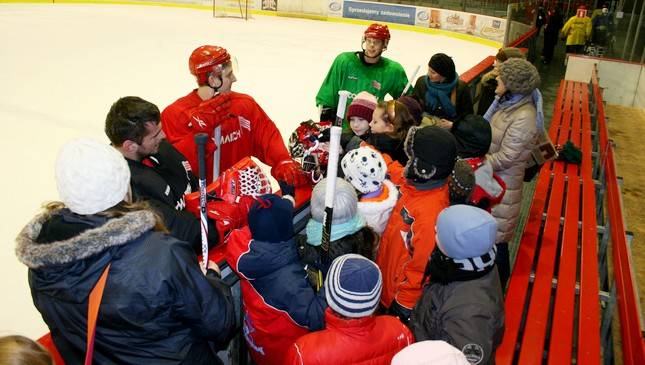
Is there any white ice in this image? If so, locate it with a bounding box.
[0,3,497,338]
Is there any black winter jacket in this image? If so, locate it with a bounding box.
[297,226,377,277]
[15,207,235,365]
[128,140,217,250]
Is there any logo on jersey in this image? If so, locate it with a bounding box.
[192,115,207,129]
[372,79,382,90]
[242,313,265,355]
[238,116,251,131]
[221,129,242,144]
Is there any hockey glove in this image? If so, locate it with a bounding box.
[319,107,336,123]
[189,93,234,132]
[272,159,310,188]
[278,180,295,199]
[207,196,255,241]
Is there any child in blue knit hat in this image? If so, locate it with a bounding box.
[410,205,504,365]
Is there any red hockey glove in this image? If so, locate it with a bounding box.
[189,93,234,133]
[271,159,310,187]
[207,196,255,241]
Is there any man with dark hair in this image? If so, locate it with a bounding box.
[105,96,220,250]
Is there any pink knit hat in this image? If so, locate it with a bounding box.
[347,91,377,121]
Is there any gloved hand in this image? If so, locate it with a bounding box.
[189,93,233,132]
[388,300,412,325]
[278,180,295,198]
[271,159,310,187]
[317,127,330,143]
[207,197,254,240]
[319,107,336,123]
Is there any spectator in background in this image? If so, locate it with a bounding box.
[285,254,414,365]
[16,138,235,364]
[477,47,525,116]
[483,58,542,288]
[535,3,547,37]
[561,6,592,54]
[0,335,53,365]
[316,23,409,125]
[592,3,614,48]
[542,6,564,64]
[414,53,473,128]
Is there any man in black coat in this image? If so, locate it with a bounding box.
[105,96,221,250]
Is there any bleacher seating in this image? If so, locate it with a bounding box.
[496,79,601,364]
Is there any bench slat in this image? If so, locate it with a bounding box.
[552,82,575,175]
[566,82,582,177]
[496,169,552,365]
[517,173,566,364]
[580,86,594,178]
[578,177,601,365]
[547,173,580,364]
[546,80,566,172]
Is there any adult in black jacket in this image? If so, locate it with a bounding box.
[476,47,525,116]
[16,138,236,364]
[105,96,220,250]
[542,7,564,64]
[413,53,473,126]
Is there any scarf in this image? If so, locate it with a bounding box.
[484,89,545,131]
[423,75,458,119]
[423,246,497,285]
[306,214,366,246]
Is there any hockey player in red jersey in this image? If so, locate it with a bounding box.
[162,45,308,187]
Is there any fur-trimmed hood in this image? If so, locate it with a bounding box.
[16,208,157,269]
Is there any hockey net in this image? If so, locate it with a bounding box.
[213,0,251,20]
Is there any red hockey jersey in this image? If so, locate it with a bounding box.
[161,90,291,183]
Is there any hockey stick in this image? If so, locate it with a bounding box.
[213,125,222,182]
[195,133,210,272]
[400,64,421,97]
[320,90,351,260]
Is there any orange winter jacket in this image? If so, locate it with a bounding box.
[376,181,450,310]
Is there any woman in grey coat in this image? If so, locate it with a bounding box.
[482,58,543,287]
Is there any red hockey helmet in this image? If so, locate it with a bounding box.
[364,23,391,41]
[189,45,231,85]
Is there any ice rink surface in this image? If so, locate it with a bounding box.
[0,3,496,338]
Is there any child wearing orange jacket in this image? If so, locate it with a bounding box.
[376,125,457,322]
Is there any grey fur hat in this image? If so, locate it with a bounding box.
[498,58,540,95]
[310,177,358,224]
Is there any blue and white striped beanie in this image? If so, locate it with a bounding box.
[325,254,382,318]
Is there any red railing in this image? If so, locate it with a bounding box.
[592,68,645,365]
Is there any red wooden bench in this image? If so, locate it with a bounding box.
[496,80,601,364]
[591,70,645,365]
